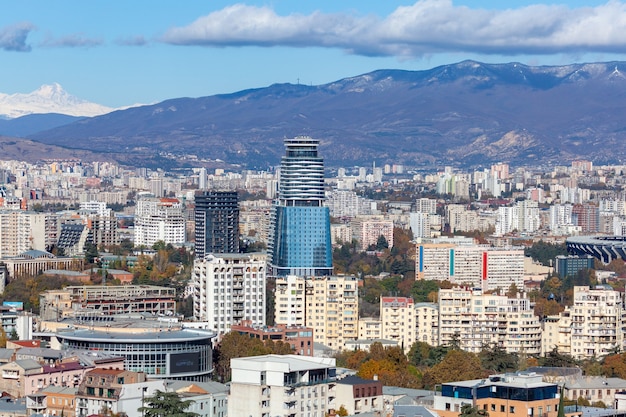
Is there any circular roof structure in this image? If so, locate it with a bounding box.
[566,236,626,264]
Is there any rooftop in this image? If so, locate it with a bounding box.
[55,328,216,343]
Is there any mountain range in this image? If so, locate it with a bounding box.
[0,83,112,119]
[4,60,626,169]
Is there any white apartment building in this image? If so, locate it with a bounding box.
[409,212,441,238]
[416,198,437,214]
[415,302,439,346]
[79,201,109,216]
[192,253,266,336]
[275,275,307,327]
[417,239,525,290]
[495,200,540,236]
[0,211,47,258]
[274,275,359,351]
[380,297,415,352]
[438,288,542,354]
[326,190,372,218]
[544,286,625,360]
[229,355,337,417]
[134,197,185,246]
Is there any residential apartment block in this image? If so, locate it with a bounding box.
[192,253,266,336]
[134,197,185,247]
[542,285,625,360]
[351,217,394,250]
[380,297,415,352]
[228,355,337,417]
[417,238,525,291]
[438,288,542,354]
[274,275,359,351]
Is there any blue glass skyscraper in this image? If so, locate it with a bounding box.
[268,136,333,277]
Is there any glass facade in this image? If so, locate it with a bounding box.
[58,330,214,381]
[271,206,332,276]
[269,136,333,276]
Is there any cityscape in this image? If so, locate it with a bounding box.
[0,132,620,417]
[5,1,626,417]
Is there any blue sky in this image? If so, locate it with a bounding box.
[1,0,624,108]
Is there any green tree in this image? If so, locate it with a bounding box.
[479,344,518,373]
[84,242,99,264]
[540,348,579,368]
[524,241,568,266]
[459,403,489,417]
[376,235,389,250]
[138,390,198,417]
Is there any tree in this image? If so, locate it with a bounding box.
[422,350,485,388]
[479,344,518,373]
[459,403,489,417]
[376,235,389,250]
[84,242,99,265]
[540,348,578,368]
[602,353,626,378]
[138,390,197,417]
[213,331,296,382]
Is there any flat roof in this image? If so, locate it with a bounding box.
[56,328,215,344]
[234,354,334,372]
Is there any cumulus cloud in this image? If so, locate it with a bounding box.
[160,1,626,57]
[40,33,103,48]
[0,22,34,52]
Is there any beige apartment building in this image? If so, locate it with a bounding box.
[358,317,382,340]
[274,275,359,351]
[542,285,625,360]
[415,302,439,346]
[438,288,542,354]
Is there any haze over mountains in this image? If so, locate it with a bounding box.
[3,60,626,169]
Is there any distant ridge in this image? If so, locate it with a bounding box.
[26,60,626,168]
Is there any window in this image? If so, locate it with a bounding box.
[500,405,505,412]
[491,404,496,411]
[510,406,515,414]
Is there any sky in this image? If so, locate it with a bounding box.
[2,0,626,108]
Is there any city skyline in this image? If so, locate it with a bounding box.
[2,0,625,108]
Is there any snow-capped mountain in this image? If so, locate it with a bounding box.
[0,83,113,119]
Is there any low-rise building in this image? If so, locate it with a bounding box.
[39,285,176,320]
[564,376,626,406]
[76,369,146,417]
[433,372,560,417]
[231,321,314,356]
[334,375,383,415]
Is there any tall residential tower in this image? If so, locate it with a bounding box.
[268,136,332,276]
[194,191,239,259]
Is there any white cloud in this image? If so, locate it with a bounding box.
[0,22,34,52]
[160,1,626,57]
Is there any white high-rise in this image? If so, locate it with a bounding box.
[192,253,266,336]
[134,197,185,247]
